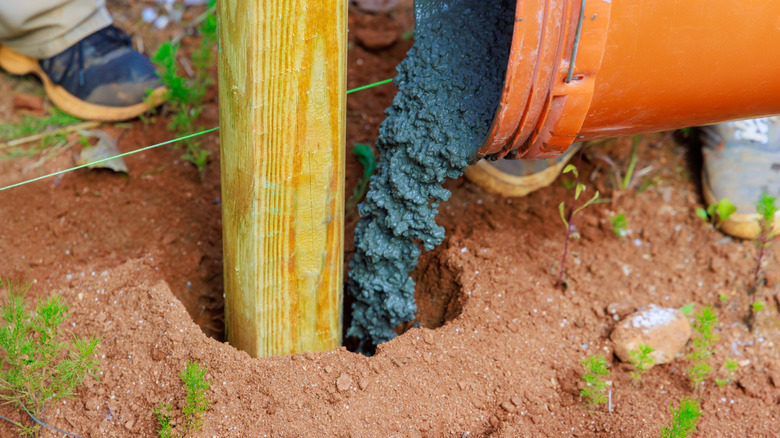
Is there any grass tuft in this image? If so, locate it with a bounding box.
[580,354,609,408]
[753,192,777,287]
[155,359,211,437]
[628,344,655,380]
[660,396,702,438]
[150,1,217,176]
[686,306,719,390]
[181,359,211,432]
[0,278,100,436]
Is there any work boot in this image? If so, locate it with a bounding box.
[0,25,166,122]
[700,116,780,239]
[465,144,582,197]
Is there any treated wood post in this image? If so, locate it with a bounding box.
[217,0,346,357]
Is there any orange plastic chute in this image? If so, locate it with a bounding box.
[482,0,780,159]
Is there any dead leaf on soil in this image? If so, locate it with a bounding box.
[75,130,128,173]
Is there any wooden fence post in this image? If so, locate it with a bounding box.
[217,0,346,357]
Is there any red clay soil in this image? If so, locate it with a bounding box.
[0,3,779,437]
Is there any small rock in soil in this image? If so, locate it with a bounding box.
[500,401,515,413]
[336,373,352,392]
[610,304,691,366]
[606,302,636,319]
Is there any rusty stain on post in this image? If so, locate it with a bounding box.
[217,0,346,357]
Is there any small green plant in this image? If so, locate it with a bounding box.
[718,293,729,304]
[0,108,83,160]
[151,0,217,175]
[156,360,212,437]
[686,306,719,390]
[695,198,736,228]
[628,344,655,380]
[659,396,702,438]
[609,212,628,238]
[678,303,695,316]
[0,279,101,436]
[715,358,739,387]
[154,403,175,438]
[753,192,777,287]
[590,136,643,190]
[557,159,600,288]
[580,354,610,408]
[345,143,378,214]
[752,300,766,313]
[619,135,640,190]
[181,360,211,431]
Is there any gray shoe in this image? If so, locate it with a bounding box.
[700,116,780,239]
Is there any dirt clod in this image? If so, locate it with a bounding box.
[336,373,353,392]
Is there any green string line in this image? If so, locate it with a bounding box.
[346,78,393,94]
[0,78,394,192]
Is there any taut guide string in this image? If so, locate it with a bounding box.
[0,78,395,192]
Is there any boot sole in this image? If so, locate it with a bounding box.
[465,144,582,197]
[701,179,779,240]
[0,45,166,122]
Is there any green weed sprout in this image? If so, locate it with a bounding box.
[678,303,694,316]
[181,360,211,431]
[0,279,100,436]
[753,192,777,287]
[628,344,655,380]
[718,293,729,304]
[695,198,736,228]
[659,396,702,438]
[156,360,211,437]
[151,2,217,176]
[686,306,719,390]
[580,354,609,408]
[619,135,640,190]
[752,300,766,313]
[0,108,83,160]
[154,403,175,438]
[557,161,600,288]
[345,144,377,214]
[609,212,628,238]
[716,358,739,387]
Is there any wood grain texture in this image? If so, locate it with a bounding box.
[218,0,346,357]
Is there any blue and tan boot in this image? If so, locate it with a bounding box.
[700,116,780,239]
[465,144,583,197]
[0,25,166,122]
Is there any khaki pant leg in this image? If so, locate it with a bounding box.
[0,0,112,58]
